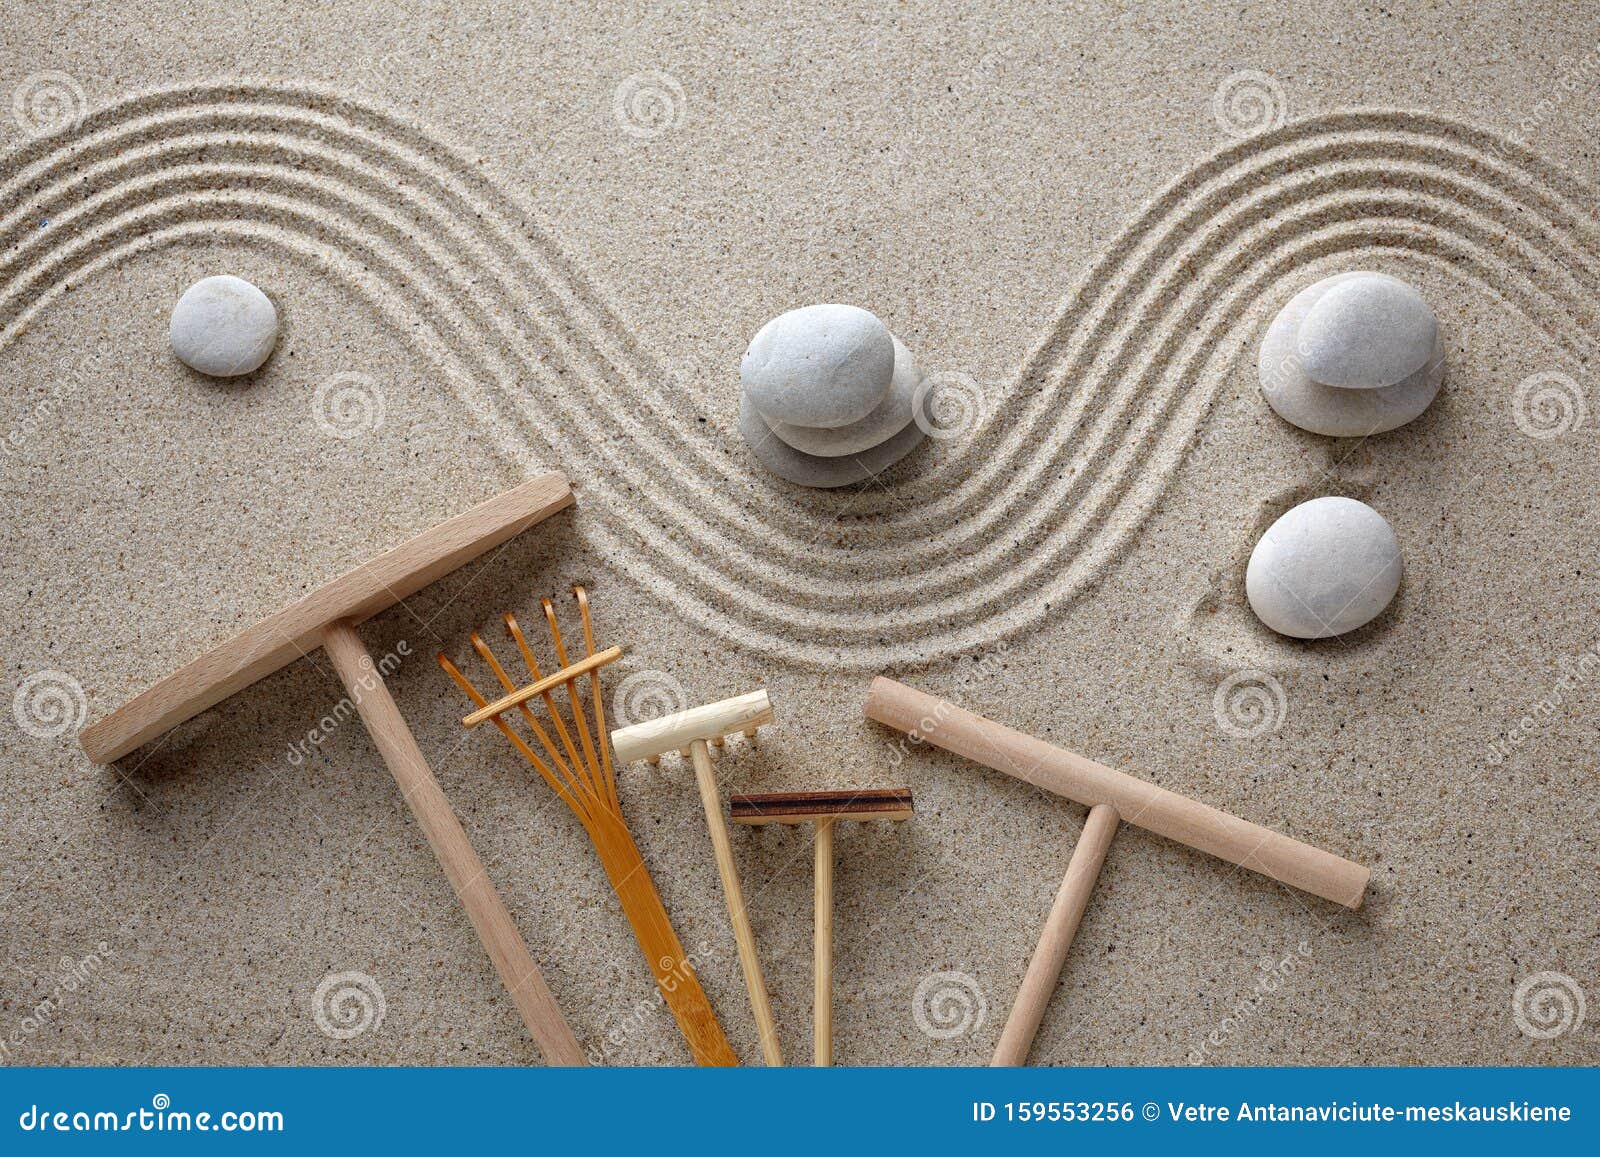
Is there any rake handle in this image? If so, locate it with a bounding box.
[689,739,785,1065]
[992,803,1119,1066]
[813,819,835,1066]
[588,810,738,1065]
[320,620,585,1065]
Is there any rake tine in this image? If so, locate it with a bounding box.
[436,652,592,830]
[573,586,620,810]
[505,612,596,804]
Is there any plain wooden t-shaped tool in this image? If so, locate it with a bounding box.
[78,473,587,1065]
[864,677,1370,1066]
[729,788,913,1066]
[610,690,785,1065]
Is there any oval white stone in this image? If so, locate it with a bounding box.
[1246,497,1401,639]
[741,304,895,429]
[169,275,279,377]
[1261,273,1444,436]
[1296,272,1437,389]
[739,391,925,488]
[764,336,921,457]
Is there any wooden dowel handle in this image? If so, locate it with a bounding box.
[320,620,585,1065]
[865,678,1368,908]
[587,809,737,1065]
[813,819,835,1067]
[992,803,1119,1066]
[689,739,785,1066]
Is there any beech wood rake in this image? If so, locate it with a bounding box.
[79,474,585,1065]
[440,587,738,1066]
[865,677,1370,1066]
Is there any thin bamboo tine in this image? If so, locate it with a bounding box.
[573,586,620,810]
[436,652,592,829]
[542,596,606,797]
[505,612,594,805]
[468,631,598,808]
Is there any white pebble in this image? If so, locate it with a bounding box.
[741,304,894,429]
[1245,497,1401,639]
[1296,272,1437,389]
[169,276,279,377]
[1261,273,1443,436]
[739,392,925,488]
[764,336,921,457]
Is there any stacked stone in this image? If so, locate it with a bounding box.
[1258,271,1444,437]
[739,304,926,487]
[1246,271,1444,639]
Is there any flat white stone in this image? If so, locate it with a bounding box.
[765,336,920,457]
[1261,274,1444,436]
[169,275,279,377]
[739,391,925,488]
[741,303,894,429]
[1245,496,1401,639]
[1296,272,1436,389]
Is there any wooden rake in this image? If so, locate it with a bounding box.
[79,475,584,1064]
[865,677,1370,1066]
[440,587,738,1066]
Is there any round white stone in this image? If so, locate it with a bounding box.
[741,304,895,429]
[1261,274,1443,436]
[1296,272,1437,389]
[169,275,279,377]
[764,336,921,457]
[1245,497,1401,639]
[739,391,925,488]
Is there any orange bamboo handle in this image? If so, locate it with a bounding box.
[992,803,1119,1065]
[588,809,739,1066]
[320,620,585,1064]
[864,678,1368,908]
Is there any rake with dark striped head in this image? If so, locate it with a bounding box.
[438,586,737,1066]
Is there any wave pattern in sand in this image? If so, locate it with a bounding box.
[3,84,1596,668]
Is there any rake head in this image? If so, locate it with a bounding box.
[438,585,626,827]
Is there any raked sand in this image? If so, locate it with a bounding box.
[0,3,1595,1065]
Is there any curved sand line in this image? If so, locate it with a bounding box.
[3,85,1597,668]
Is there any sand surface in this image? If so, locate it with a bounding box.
[1,2,1595,1066]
